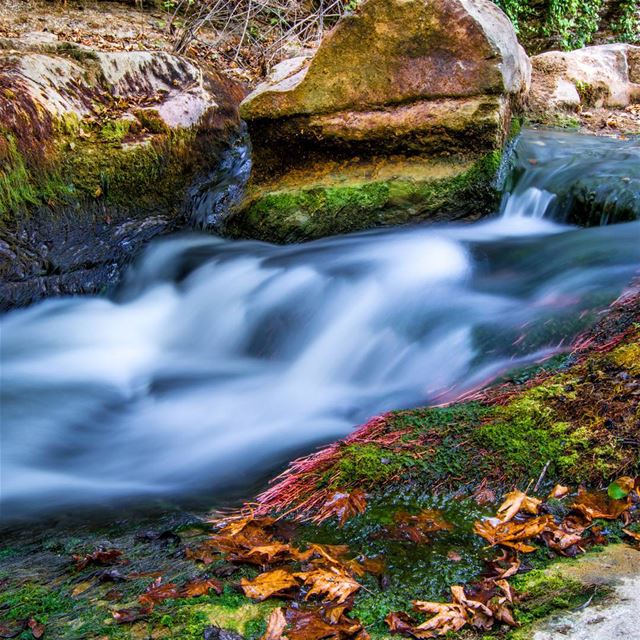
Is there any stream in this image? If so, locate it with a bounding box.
[1,129,639,519]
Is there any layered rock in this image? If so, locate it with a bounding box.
[0,36,245,307]
[529,44,640,114]
[227,0,531,242]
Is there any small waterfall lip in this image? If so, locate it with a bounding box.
[1,129,640,519]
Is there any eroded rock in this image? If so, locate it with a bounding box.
[0,37,245,307]
[529,44,640,114]
[228,0,530,242]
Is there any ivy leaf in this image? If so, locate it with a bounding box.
[607,476,635,500]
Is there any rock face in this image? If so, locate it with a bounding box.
[0,37,245,307]
[529,44,640,114]
[228,0,531,242]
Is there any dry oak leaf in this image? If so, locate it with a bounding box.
[180,578,223,597]
[385,611,434,638]
[548,484,570,499]
[285,607,362,640]
[241,569,300,601]
[496,490,541,522]
[473,515,554,552]
[73,548,123,570]
[296,567,361,604]
[313,489,367,527]
[571,490,629,521]
[262,607,288,640]
[450,585,493,631]
[412,599,468,637]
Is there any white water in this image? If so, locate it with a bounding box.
[1,130,639,518]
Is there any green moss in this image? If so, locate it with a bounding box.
[100,118,133,144]
[136,109,170,134]
[231,151,502,242]
[505,566,612,639]
[332,444,415,488]
[152,588,277,640]
[473,382,577,478]
[0,584,73,624]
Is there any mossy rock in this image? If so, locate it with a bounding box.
[226,152,503,242]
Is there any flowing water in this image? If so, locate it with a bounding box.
[1,129,639,519]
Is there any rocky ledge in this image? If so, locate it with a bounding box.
[224,0,531,243]
[0,35,245,308]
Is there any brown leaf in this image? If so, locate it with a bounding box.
[548,484,569,499]
[385,510,452,544]
[262,607,288,640]
[296,567,361,604]
[73,548,123,570]
[27,619,44,639]
[179,578,223,597]
[413,599,468,636]
[241,569,300,601]
[285,607,362,640]
[138,580,179,607]
[473,515,554,552]
[496,490,541,522]
[623,528,640,542]
[313,490,367,527]
[571,490,629,521]
[112,603,153,624]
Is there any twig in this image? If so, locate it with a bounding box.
[533,460,551,493]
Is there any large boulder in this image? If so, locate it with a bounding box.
[227,0,531,242]
[0,37,245,307]
[529,44,640,114]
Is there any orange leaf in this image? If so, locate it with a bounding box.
[571,490,629,521]
[262,607,288,640]
[496,490,541,522]
[313,490,367,527]
[241,569,300,601]
[296,567,361,604]
[548,484,569,499]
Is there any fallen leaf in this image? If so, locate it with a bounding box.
[261,608,288,640]
[474,515,554,552]
[138,579,179,607]
[112,604,153,624]
[73,548,123,570]
[548,484,569,499]
[571,490,629,521]
[286,607,362,640]
[413,598,468,636]
[446,551,462,562]
[0,620,26,638]
[296,567,361,604]
[622,528,640,543]
[241,569,300,601]
[180,578,223,597]
[496,490,541,522]
[313,489,367,527]
[27,619,44,639]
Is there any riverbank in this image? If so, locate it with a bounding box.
[1,284,638,640]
